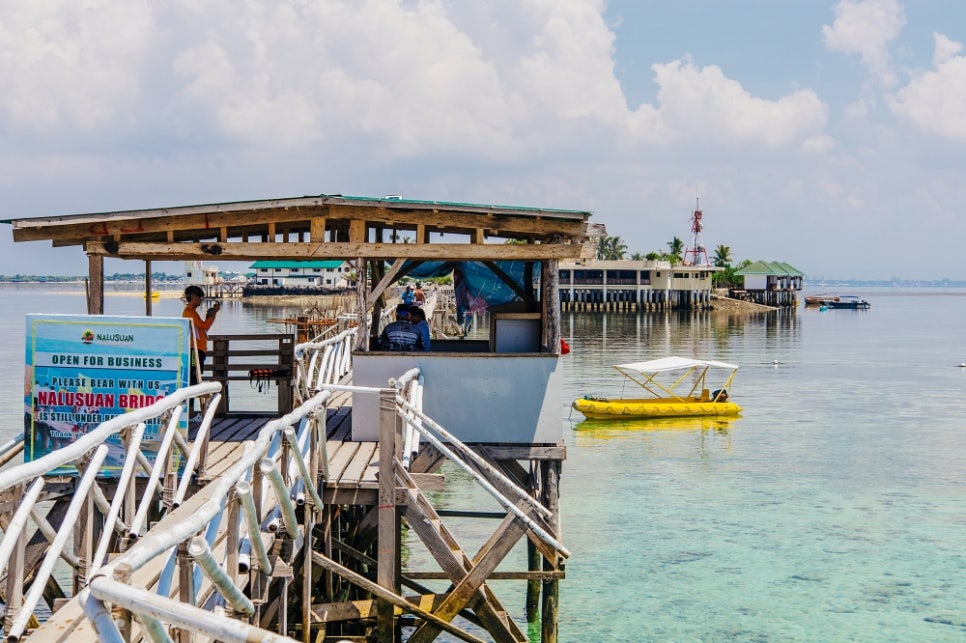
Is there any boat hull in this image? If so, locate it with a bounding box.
[572,397,742,419]
[827,301,870,309]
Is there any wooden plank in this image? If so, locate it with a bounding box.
[339,442,377,484]
[324,441,360,482]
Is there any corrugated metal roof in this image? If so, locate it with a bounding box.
[735,260,804,276]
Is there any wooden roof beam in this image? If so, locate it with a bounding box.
[85,240,586,261]
[12,206,587,244]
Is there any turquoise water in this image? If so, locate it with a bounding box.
[2,286,965,640]
[556,294,966,641]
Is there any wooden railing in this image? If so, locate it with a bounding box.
[206,334,295,417]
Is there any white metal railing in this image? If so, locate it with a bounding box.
[0,432,25,469]
[293,327,357,404]
[80,390,333,643]
[395,396,569,559]
[0,383,222,640]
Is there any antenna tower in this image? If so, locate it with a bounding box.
[684,198,709,266]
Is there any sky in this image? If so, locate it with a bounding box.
[1,0,965,281]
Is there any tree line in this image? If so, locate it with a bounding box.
[594,235,751,288]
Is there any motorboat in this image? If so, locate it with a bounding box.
[825,295,870,309]
[804,294,839,306]
[572,356,742,420]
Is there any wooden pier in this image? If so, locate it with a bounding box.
[3,194,596,641]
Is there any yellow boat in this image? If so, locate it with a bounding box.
[572,356,742,420]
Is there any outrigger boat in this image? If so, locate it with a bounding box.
[572,356,742,419]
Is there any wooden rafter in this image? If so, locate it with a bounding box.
[84,240,585,261]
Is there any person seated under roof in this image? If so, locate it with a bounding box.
[378,304,424,352]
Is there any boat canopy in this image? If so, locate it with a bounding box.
[614,356,739,376]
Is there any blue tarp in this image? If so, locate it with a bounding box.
[403,261,532,326]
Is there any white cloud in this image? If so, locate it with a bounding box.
[633,59,827,148]
[0,2,153,134]
[889,35,966,142]
[822,0,905,87]
[933,32,962,67]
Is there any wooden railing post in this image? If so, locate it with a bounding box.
[376,387,399,640]
[278,336,295,415]
[211,337,230,415]
[3,484,26,634]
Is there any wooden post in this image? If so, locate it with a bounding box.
[542,259,561,354]
[73,468,96,595]
[278,335,295,415]
[87,254,104,315]
[355,258,370,351]
[369,257,385,345]
[376,387,398,640]
[173,541,195,643]
[541,460,561,643]
[526,461,542,623]
[144,260,153,316]
[212,337,229,415]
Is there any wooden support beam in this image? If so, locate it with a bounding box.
[367,258,407,312]
[349,219,367,243]
[310,218,327,242]
[542,259,561,353]
[483,261,532,304]
[310,552,485,643]
[87,255,104,314]
[85,240,584,261]
[398,468,525,643]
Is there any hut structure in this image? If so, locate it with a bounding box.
[733,260,804,307]
[2,194,600,642]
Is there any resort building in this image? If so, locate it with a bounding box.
[733,260,804,307]
[249,259,353,289]
[558,259,720,310]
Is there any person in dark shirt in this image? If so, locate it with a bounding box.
[378,304,423,351]
[409,305,431,352]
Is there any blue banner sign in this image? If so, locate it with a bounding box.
[24,314,191,475]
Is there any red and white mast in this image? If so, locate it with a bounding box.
[683,198,709,266]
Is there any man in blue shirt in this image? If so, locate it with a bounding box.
[401,285,415,305]
[378,304,423,351]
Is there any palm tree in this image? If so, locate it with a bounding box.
[713,245,732,268]
[629,252,645,261]
[666,236,684,266]
[596,235,628,260]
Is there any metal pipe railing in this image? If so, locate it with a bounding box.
[236,481,272,573]
[0,477,44,580]
[396,399,570,559]
[88,578,298,643]
[0,433,25,469]
[90,390,330,578]
[90,422,147,578]
[187,536,255,617]
[282,426,324,511]
[129,407,183,538]
[260,458,300,537]
[7,444,109,640]
[173,393,223,506]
